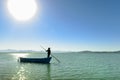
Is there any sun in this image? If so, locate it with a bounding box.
[7,0,38,21]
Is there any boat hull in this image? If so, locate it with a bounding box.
[19,57,52,63]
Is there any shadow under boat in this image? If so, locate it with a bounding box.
[18,57,52,64]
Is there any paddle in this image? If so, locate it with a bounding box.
[40,45,60,63]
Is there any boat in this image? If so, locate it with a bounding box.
[19,57,52,63]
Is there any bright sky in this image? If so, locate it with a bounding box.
[0,0,120,51]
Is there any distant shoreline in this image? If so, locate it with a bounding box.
[0,49,120,53]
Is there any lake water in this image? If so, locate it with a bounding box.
[0,52,120,80]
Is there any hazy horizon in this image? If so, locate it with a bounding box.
[0,49,120,52]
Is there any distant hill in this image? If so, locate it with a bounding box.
[78,50,120,53]
[0,49,37,53]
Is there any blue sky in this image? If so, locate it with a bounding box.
[0,0,120,51]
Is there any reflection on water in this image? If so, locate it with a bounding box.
[11,63,51,80]
[11,53,29,59]
[47,64,51,80]
[12,66,27,80]
[17,67,26,80]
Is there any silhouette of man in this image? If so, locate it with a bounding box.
[46,47,51,58]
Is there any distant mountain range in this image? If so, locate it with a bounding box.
[0,49,120,53]
[0,49,37,53]
[78,50,120,53]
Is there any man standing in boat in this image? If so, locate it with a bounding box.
[46,47,51,58]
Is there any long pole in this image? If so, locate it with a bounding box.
[40,45,60,63]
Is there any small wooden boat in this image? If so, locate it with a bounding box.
[19,57,52,63]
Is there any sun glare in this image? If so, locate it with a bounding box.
[7,0,38,21]
[11,53,29,59]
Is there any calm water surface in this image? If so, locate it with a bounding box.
[0,52,120,80]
